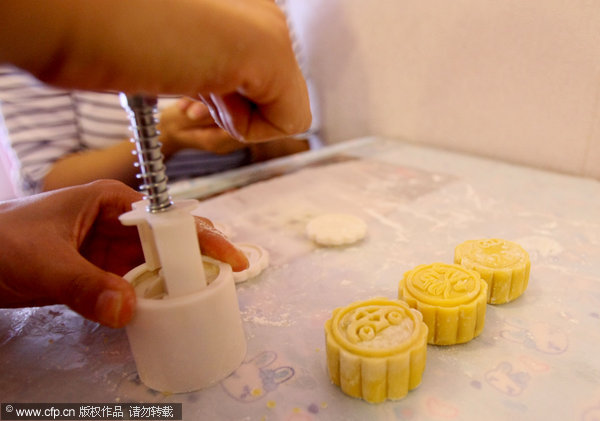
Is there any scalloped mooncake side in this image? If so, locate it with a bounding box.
[454,238,530,304]
[399,263,488,345]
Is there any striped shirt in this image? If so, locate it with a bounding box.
[0,65,251,194]
[0,2,318,195]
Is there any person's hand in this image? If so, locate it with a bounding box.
[0,0,311,142]
[0,180,248,328]
[158,98,246,158]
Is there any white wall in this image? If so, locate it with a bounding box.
[287,0,600,178]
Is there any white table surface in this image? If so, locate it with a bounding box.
[1,137,599,421]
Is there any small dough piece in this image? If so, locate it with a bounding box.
[306,213,367,246]
[325,298,428,403]
[454,238,530,304]
[399,263,487,345]
[133,260,223,299]
[233,243,269,284]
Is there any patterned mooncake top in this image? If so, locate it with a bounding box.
[455,238,529,269]
[402,263,484,307]
[328,298,426,357]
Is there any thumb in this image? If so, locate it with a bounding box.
[56,258,137,328]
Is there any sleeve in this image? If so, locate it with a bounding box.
[276,0,322,150]
[0,65,80,194]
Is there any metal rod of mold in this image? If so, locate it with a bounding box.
[120,93,172,213]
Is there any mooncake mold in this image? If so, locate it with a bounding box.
[399,263,487,345]
[454,238,530,304]
[306,213,367,246]
[325,298,428,403]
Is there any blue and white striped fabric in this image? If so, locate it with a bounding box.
[0,65,250,194]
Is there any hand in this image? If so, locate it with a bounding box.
[0,180,248,328]
[0,0,311,142]
[158,98,246,158]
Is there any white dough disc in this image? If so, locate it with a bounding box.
[233,243,270,284]
[306,213,367,246]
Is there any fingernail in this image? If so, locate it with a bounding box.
[95,289,124,328]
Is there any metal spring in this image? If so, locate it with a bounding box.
[120,93,172,213]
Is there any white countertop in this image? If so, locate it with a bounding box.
[1,138,599,420]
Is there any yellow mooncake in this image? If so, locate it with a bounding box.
[399,263,487,345]
[454,238,530,304]
[325,298,428,403]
